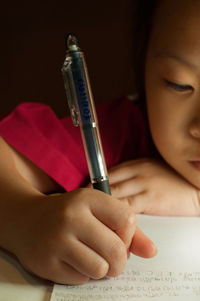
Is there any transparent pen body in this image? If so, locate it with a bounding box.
[62,50,110,193]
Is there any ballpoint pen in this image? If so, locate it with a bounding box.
[61,33,111,194]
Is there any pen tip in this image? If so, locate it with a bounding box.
[65,33,79,51]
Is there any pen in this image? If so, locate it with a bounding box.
[61,33,111,195]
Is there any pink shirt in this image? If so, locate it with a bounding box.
[0,96,150,191]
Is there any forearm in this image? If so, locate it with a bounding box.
[0,136,62,194]
[0,136,45,198]
[0,137,44,253]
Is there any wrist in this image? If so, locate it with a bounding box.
[0,190,45,255]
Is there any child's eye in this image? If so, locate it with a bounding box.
[165,80,193,92]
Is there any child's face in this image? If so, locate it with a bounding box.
[145,0,200,189]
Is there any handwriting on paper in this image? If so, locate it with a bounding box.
[50,270,200,301]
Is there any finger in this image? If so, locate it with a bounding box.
[108,160,138,184]
[89,190,135,233]
[110,177,145,199]
[77,214,128,277]
[130,227,157,258]
[120,192,148,214]
[115,209,136,250]
[90,191,138,254]
[89,191,137,254]
[61,236,109,280]
[27,256,90,285]
[54,260,89,285]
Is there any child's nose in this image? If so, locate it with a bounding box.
[189,118,200,139]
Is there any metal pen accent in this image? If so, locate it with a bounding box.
[61,34,111,194]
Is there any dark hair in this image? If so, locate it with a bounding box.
[132,0,159,106]
[131,0,161,156]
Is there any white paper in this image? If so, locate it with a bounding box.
[50,215,200,301]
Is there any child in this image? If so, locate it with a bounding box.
[0,0,200,285]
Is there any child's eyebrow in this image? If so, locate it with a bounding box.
[154,50,199,71]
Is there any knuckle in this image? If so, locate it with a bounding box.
[112,240,126,261]
[63,205,75,222]
[56,212,72,232]
[122,202,136,224]
[108,240,127,277]
[62,203,81,225]
[139,158,155,168]
[142,161,154,170]
[110,183,119,197]
[127,209,136,226]
[92,260,109,279]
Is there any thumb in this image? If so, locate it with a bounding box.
[130,226,157,258]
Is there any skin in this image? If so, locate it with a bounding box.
[109,0,200,216]
[145,0,200,190]
[2,0,200,285]
[0,137,157,284]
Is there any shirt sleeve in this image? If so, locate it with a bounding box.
[0,97,150,191]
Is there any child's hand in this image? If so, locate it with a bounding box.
[109,158,200,216]
[7,188,156,284]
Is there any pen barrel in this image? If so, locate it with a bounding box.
[93,180,111,195]
[80,122,108,184]
[65,50,110,194]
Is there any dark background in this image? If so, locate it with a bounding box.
[1,0,134,119]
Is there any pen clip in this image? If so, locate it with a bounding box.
[61,56,79,126]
